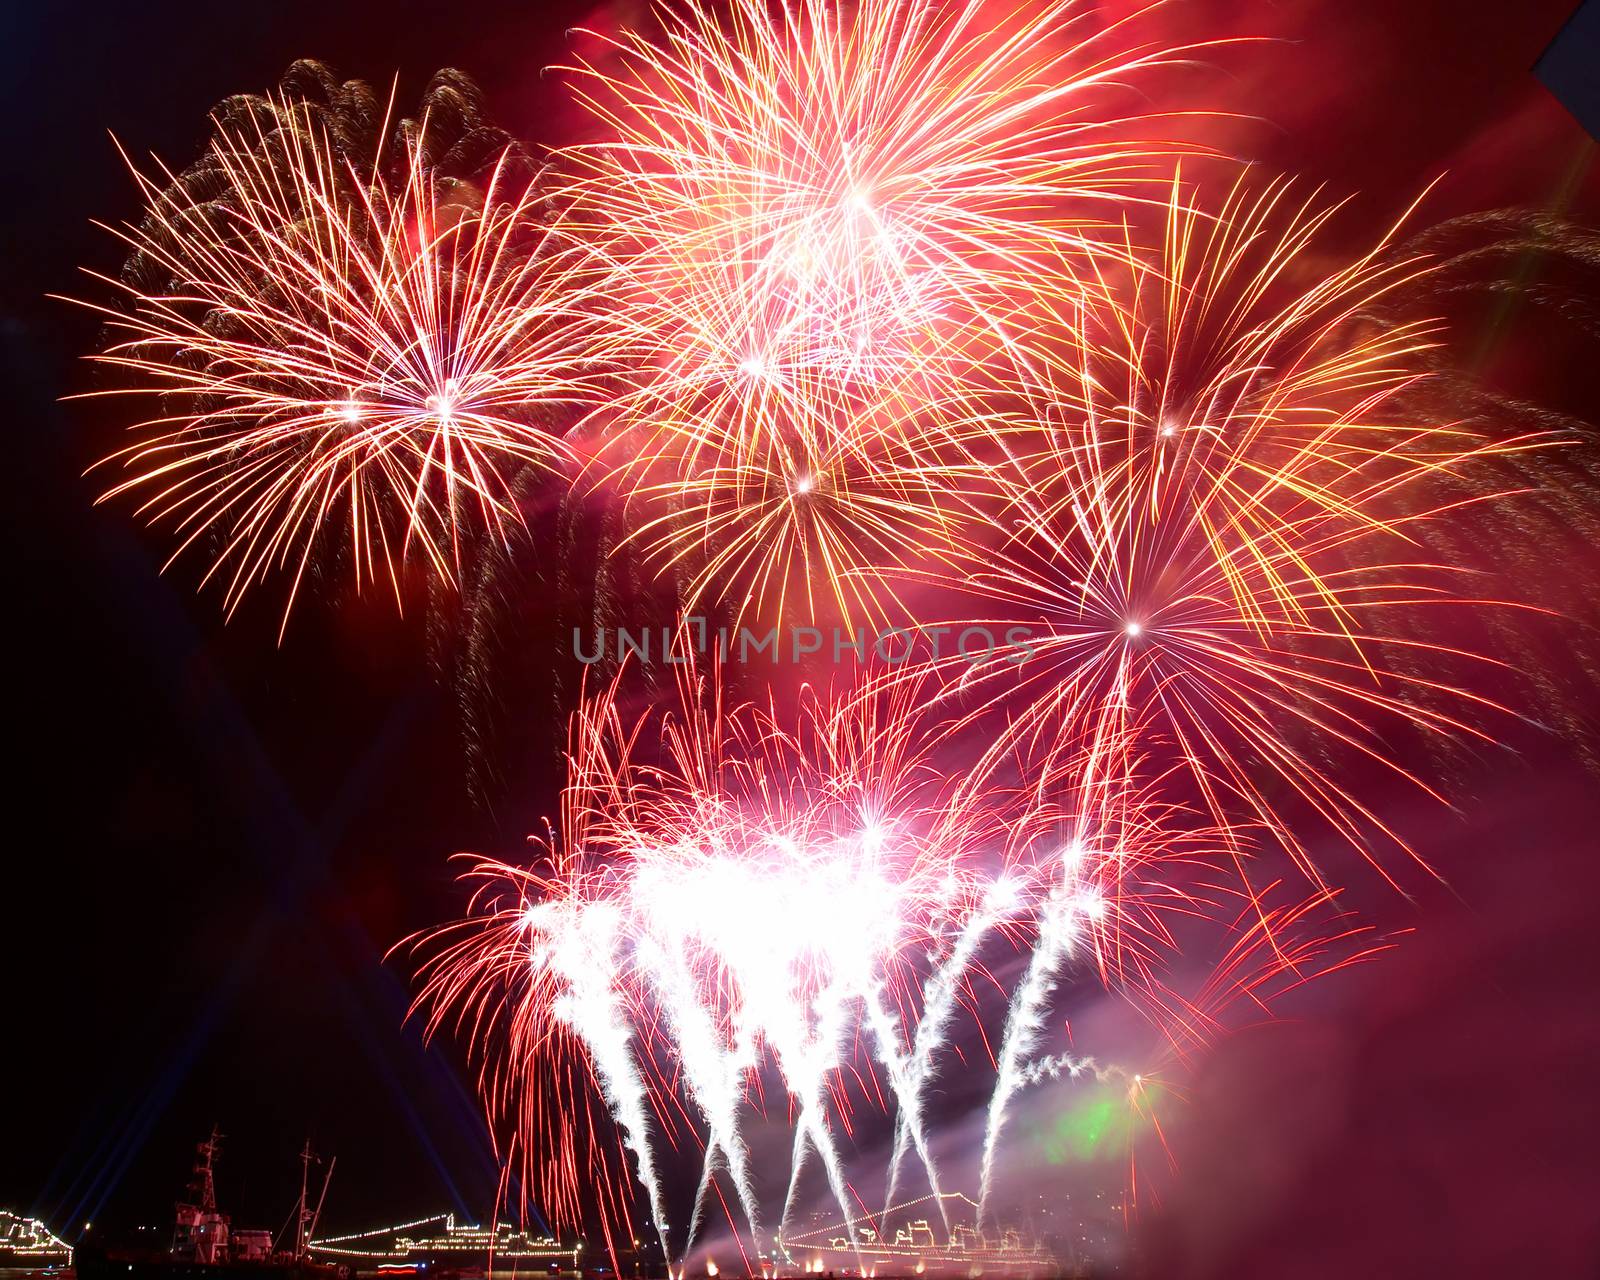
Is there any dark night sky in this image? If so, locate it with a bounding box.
[4,2,1600,1276]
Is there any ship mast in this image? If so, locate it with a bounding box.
[172,1127,228,1264]
[193,1128,221,1216]
[296,1142,313,1260]
[295,1142,335,1261]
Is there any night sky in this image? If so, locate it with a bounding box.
[4,2,1600,1276]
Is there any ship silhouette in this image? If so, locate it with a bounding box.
[75,1130,348,1280]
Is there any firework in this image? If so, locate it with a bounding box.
[914,171,1550,890]
[617,406,993,626]
[410,648,1302,1262]
[77,86,591,632]
[558,0,1225,623]
[64,17,1563,1277]
[415,661,981,1255]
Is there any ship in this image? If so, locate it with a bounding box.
[75,1130,350,1280]
[309,1213,581,1275]
[774,1192,1056,1278]
[0,1210,71,1271]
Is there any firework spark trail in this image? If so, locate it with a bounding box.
[658,835,897,1252]
[773,999,863,1258]
[881,882,1018,1229]
[633,932,762,1257]
[970,673,1141,1230]
[1014,1050,1123,1089]
[860,986,948,1233]
[976,878,1100,1227]
[528,902,673,1258]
